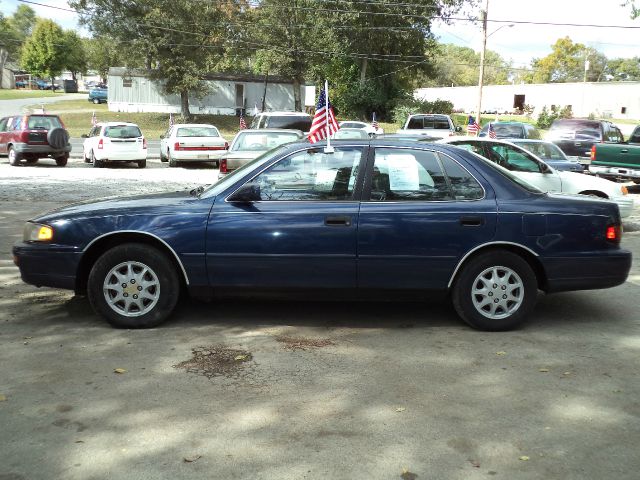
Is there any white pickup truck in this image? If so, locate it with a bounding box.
[397,114,461,139]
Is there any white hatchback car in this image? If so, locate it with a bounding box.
[439,137,634,217]
[82,122,147,168]
[159,123,228,167]
[339,120,384,136]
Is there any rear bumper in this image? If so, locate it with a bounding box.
[13,242,82,291]
[96,151,147,161]
[543,250,632,293]
[172,150,226,161]
[590,164,640,180]
[14,143,71,155]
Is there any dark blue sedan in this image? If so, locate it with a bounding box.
[13,140,631,331]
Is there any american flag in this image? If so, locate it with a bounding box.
[488,122,497,139]
[239,111,247,129]
[371,112,379,131]
[169,113,174,127]
[308,85,339,143]
[467,115,480,136]
[91,111,97,126]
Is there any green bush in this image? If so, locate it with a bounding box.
[536,104,573,129]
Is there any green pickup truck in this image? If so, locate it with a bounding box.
[590,125,640,183]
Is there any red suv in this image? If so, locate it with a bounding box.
[0,114,71,166]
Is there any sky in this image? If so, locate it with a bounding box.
[1,0,638,67]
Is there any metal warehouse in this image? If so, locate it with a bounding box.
[414,81,640,120]
[107,67,311,115]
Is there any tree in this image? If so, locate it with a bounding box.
[603,57,640,81]
[20,19,66,86]
[84,36,122,83]
[527,37,606,83]
[623,1,640,18]
[71,0,242,119]
[8,4,36,39]
[62,30,87,81]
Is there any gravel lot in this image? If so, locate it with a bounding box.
[1,159,640,480]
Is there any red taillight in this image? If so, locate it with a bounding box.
[219,159,227,173]
[143,138,147,149]
[606,225,621,242]
[174,142,181,151]
[98,138,104,149]
[591,145,596,161]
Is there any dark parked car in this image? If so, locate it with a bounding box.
[479,121,541,139]
[13,140,630,331]
[0,114,71,166]
[546,118,624,164]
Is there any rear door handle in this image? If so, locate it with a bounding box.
[460,216,484,227]
[325,216,352,227]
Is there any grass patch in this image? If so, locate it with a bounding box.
[31,98,96,112]
[0,90,66,100]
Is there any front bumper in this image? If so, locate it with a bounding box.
[13,242,82,291]
[14,143,72,155]
[543,249,632,293]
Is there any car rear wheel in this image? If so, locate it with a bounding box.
[137,159,146,168]
[168,151,177,167]
[91,150,103,168]
[452,251,537,331]
[55,154,68,167]
[87,243,180,328]
[93,98,100,104]
[8,147,22,166]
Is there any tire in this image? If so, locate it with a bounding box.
[91,150,103,168]
[160,149,167,162]
[83,151,91,163]
[47,127,70,150]
[168,152,177,167]
[452,250,538,331]
[55,154,68,167]
[137,159,146,168]
[87,243,180,328]
[8,146,22,166]
[93,98,100,104]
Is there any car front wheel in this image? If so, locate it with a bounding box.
[452,251,537,331]
[87,243,180,328]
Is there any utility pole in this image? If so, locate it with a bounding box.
[475,0,489,126]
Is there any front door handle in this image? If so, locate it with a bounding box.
[460,216,484,227]
[325,216,352,227]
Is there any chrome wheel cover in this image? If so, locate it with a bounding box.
[471,266,524,320]
[103,261,160,317]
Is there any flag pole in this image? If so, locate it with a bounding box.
[324,79,334,153]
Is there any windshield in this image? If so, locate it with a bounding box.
[407,116,451,130]
[202,144,293,197]
[265,116,312,130]
[513,141,567,161]
[104,125,142,138]
[232,131,301,151]
[468,151,544,194]
[176,126,219,137]
[27,116,62,130]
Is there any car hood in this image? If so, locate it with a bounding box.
[32,189,209,223]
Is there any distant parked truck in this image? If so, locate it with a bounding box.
[590,125,640,183]
[397,114,461,138]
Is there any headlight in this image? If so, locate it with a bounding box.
[23,222,54,242]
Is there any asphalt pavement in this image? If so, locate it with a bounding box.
[0,93,86,117]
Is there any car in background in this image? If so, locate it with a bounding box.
[82,122,147,168]
[397,114,461,138]
[339,121,384,136]
[511,139,584,172]
[482,107,511,115]
[546,119,625,166]
[438,136,633,217]
[218,129,303,179]
[250,112,313,132]
[479,121,541,140]
[13,139,631,331]
[332,128,370,140]
[159,124,228,167]
[88,87,108,104]
[0,114,71,166]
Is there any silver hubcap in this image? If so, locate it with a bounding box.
[103,261,160,317]
[471,266,524,320]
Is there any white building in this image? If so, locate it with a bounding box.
[107,67,314,115]
[414,81,640,120]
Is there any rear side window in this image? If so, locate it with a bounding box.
[27,116,62,130]
[440,155,484,200]
[104,125,142,138]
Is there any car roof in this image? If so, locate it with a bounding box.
[97,122,141,127]
[235,128,304,135]
[438,136,521,147]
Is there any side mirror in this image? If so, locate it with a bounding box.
[81,134,88,138]
[455,126,462,133]
[228,183,261,203]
